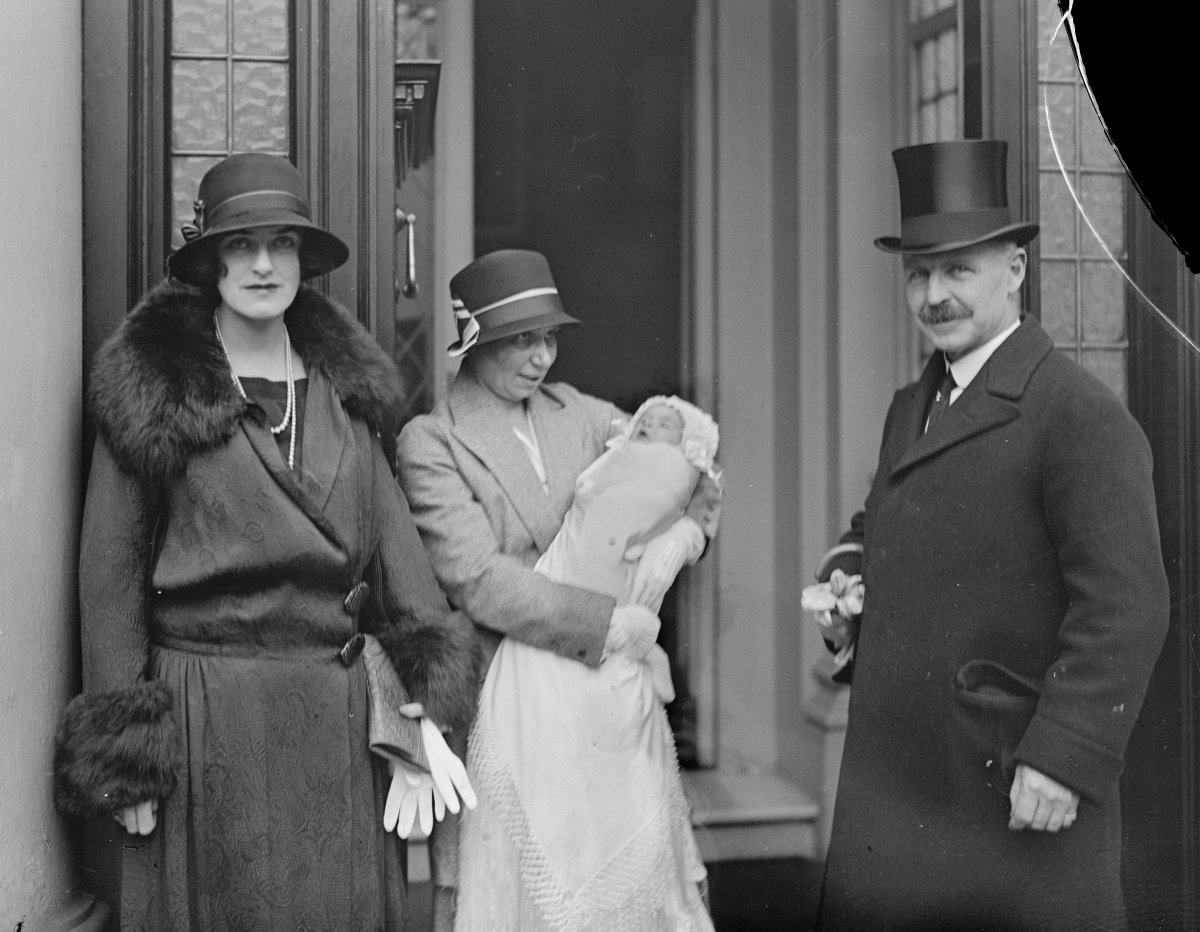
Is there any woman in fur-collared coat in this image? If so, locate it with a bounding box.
[54,154,477,931]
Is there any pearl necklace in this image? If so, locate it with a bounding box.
[213,311,298,469]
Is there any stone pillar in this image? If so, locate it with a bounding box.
[0,1,92,927]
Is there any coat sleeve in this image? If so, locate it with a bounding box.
[365,438,479,736]
[53,439,182,820]
[396,415,614,668]
[1013,385,1170,804]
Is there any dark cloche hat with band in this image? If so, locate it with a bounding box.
[875,140,1039,255]
[447,249,580,357]
[168,153,350,286]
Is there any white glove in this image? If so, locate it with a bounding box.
[625,517,707,612]
[383,715,476,839]
[644,644,676,703]
[801,569,864,648]
[604,604,661,661]
[114,799,158,835]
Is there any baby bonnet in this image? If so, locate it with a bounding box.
[616,394,721,478]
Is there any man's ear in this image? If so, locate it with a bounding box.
[1007,246,1028,294]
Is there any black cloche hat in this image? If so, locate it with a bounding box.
[168,153,349,285]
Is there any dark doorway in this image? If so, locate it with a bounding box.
[473,0,694,409]
[474,0,701,760]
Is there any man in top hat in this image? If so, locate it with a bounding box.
[812,140,1169,931]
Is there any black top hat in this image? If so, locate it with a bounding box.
[447,249,581,357]
[168,153,350,285]
[874,140,1039,254]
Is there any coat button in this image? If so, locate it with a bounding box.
[339,633,366,666]
[343,581,370,614]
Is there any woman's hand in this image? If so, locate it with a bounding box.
[114,799,158,835]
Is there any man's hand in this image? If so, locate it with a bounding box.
[1008,763,1079,832]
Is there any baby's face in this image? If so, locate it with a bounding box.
[632,404,685,446]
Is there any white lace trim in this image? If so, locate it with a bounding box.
[467,709,707,931]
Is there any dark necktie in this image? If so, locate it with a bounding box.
[925,369,958,433]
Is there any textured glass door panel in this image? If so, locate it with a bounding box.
[1037,3,1128,402]
[1080,261,1126,342]
[173,0,228,54]
[1078,173,1125,257]
[1081,350,1126,400]
[1040,260,1078,343]
[169,1,292,249]
[233,0,289,56]
[172,61,229,150]
[232,62,290,151]
[1039,172,1077,255]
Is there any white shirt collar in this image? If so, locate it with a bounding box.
[946,318,1021,396]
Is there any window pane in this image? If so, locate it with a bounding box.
[919,38,937,99]
[1080,350,1127,403]
[1079,172,1125,258]
[173,0,228,54]
[1039,170,1076,255]
[920,101,938,142]
[172,60,229,150]
[937,93,957,140]
[232,62,290,151]
[233,0,289,56]
[1037,1,1074,81]
[936,29,957,94]
[1039,82,1075,168]
[396,2,438,59]
[1080,262,1126,342]
[1040,260,1077,343]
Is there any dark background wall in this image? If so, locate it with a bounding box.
[474,0,695,411]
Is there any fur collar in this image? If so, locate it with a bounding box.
[90,279,405,482]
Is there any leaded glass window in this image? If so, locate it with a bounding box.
[393,1,439,424]
[1036,2,1128,402]
[906,1,982,372]
[908,0,983,146]
[170,0,292,249]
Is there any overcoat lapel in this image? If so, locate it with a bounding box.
[447,373,566,554]
[240,372,348,550]
[887,318,1051,478]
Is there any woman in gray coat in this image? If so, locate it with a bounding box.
[397,249,720,929]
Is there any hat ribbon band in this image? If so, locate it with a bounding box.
[204,190,312,231]
[449,299,481,358]
[899,208,1014,247]
[469,286,559,317]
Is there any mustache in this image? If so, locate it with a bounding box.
[920,303,972,325]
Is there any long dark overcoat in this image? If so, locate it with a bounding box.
[818,317,1169,932]
[54,281,476,931]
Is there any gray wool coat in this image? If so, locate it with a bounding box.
[396,368,721,902]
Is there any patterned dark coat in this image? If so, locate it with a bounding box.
[54,280,476,931]
[818,317,1169,932]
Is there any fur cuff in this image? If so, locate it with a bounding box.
[376,622,479,734]
[54,681,183,820]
